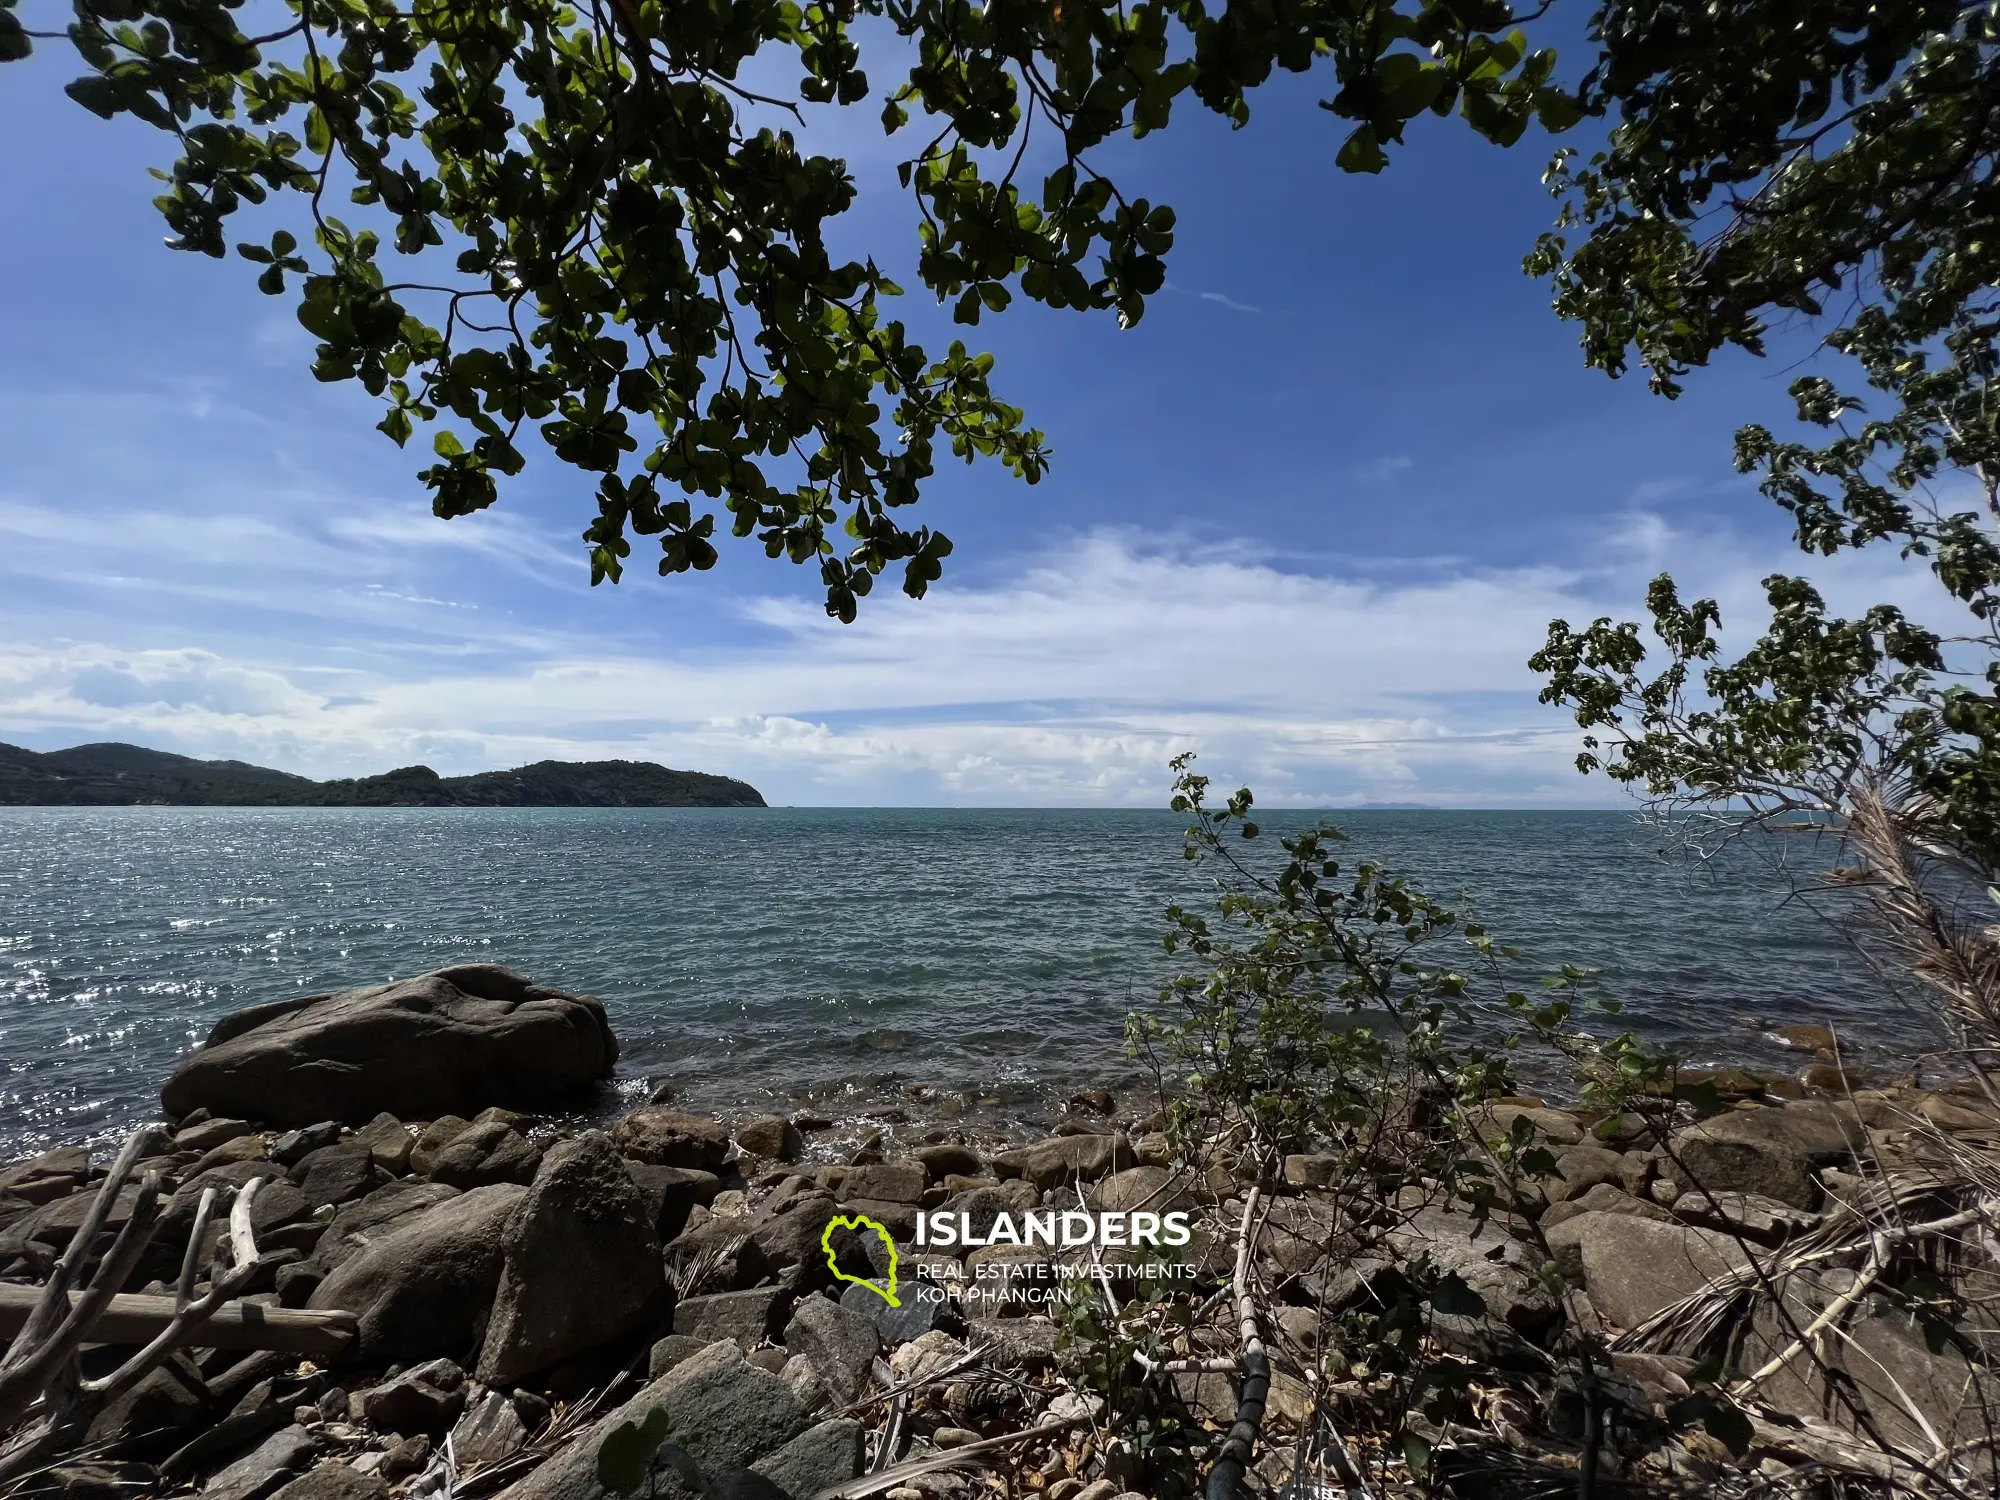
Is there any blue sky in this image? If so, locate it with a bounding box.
[0,21,1917,805]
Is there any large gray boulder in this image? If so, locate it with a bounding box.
[308,1183,527,1362]
[1544,1211,1750,1330]
[1665,1100,1862,1209]
[476,1132,668,1385]
[493,1340,809,1500]
[162,966,618,1127]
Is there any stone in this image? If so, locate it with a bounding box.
[308,1183,527,1362]
[265,1463,389,1500]
[1383,1208,1555,1335]
[428,1122,543,1190]
[161,965,618,1126]
[1088,1165,1186,1214]
[736,1116,804,1162]
[1669,1189,1820,1246]
[751,1419,864,1499]
[842,1278,947,1343]
[650,1334,712,1379]
[1543,1212,1750,1329]
[609,1109,729,1170]
[748,1192,841,1277]
[290,1143,385,1210]
[492,1340,808,1500]
[411,1117,475,1176]
[203,1426,319,1500]
[379,1438,430,1481]
[352,1114,414,1173]
[626,1164,722,1240]
[913,1145,982,1182]
[193,1136,273,1175]
[888,1330,965,1386]
[1280,1154,1342,1189]
[675,1288,793,1349]
[272,1123,344,1167]
[311,1179,462,1272]
[477,1131,668,1385]
[836,1163,925,1205]
[989,1135,1134,1190]
[275,1263,326,1307]
[355,1360,467,1436]
[14,1181,145,1247]
[782,1296,880,1404]
[1473,1104,1584,1147]
[178,1118,259,1154]
[1667,1102,1861,1208]
[837,1197,918,1242]
[1771,1023,1838,1053]
[965,1318,1057,1367]
[1541,1145,1626,1206]
[450,1390,529,1468]
[84,1358,210,1456]
[1539,1182,1672,1232]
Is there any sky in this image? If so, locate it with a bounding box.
[0,19,1913,806]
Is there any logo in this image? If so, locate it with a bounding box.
[821,1213,900,1306]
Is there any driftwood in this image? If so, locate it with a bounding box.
[0,1128,351,1485]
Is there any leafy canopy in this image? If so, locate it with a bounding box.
[3,0,1572,618]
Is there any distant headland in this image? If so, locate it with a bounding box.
[0,740,766,807]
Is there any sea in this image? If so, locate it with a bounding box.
[0,806,1924,1159]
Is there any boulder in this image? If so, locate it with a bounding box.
[160,966,618,1127]
[202,1426,319,1500]
[450,1390,529,1467]
[1473,1104,1584,1147]
[835,1163,925,1205]
[308,1183,527,1362]
[735,1117,804,1163]
[411,1117,475,1176]
[476,1132,667,1385]
[492,1340,808,1500]
[649,1334,711,1379]
[1539,1182,1671,1232]
[1382,1208,1556,1335]
[352,1114,414,1174]
[310,1179,462,1272]
[178,1118,258,1154]
[990,1135,1133,1189]
[751,1419,864,1499]
[271,1123,344,1167]
[674,1288,793,1348]
[781,1297,879,1405]
[610,1109,729,1171]
[1543,1212,1750,1329]
[625,1164,721,1241]
[289,1143,385,1210]
[354,1359,467,1436]
[913,1144,982,1182]
[428,1122,542,1189]
[1089,1165,1187,1214]
[1666,1102,1860,1208]
[83,1357,209,1456]
[266,1464,388,1500]
[1540,1145,1626,1206]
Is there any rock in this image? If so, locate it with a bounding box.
[1383,1208,1556,1335]
[477,1131,667,1385]
[1802,1062,1866,1094]
[751,1418,864,1499]
[352,1114,414,1173]
[266,1463,389,1500]
[1771,1023,1837,1053]
[989,1135,1134,1189]
[308,1183,527,1362]
[15,1181,145,1247]
[1088,1165,1186,1214]
[428,1122,543,1190]
[379,1437,430,1481]
[1670,1189,1820,1246]
[748,1192,841,1277]
[161,966,618,1127]
[1540,1145,1626,1206]
[836,1163,925,1205]
[609,1109,729,1170]
[1667,1102,1861,1208]
[191,1135,272,1174]
[290,1143,385,1210]
[931,1429,981,1451]
[675,1288,793,1348]
[355,1360,467,1436]
[782,1296,880,1404]
[1280,1154,1342,1189]
[275,1263,326,1307]
[965,1318,1056,1367]
[837,1197,918,1242]
[913,1145,982,1182]
[736,1117,804,1163]
[841,1278,946,1343]
[650,1334,712,1379]
[450,1390,528,1468]
[178,1118,259,1154]
[888,1330,964,1385]
[1544,1212,1750,1329]
[1539,1182,1672,1232]
[626,1164,722,1240]
[272,1123,344,1167]
[1473,1104,1584,1147]
[493,1340,808,1500]
[203,1427,319,1500]
[411,1117,475,1176]
[84,1358,209,1455]
[37,1463,160,1500]
[932,1186,1016,1245]
[311,1179,462,1271]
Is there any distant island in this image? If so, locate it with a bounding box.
[0,741,766,808]
[1350,801,1442,811]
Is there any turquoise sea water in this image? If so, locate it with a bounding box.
[0,806,1911,1157]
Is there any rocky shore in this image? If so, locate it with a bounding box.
[3,967,1997,1500]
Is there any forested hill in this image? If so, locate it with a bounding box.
[0,742,767,807]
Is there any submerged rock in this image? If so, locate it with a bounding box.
[162,966,617,1127]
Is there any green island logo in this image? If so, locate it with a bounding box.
[820,1213,900,1307]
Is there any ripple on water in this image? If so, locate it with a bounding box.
[0,805,1903,1157]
